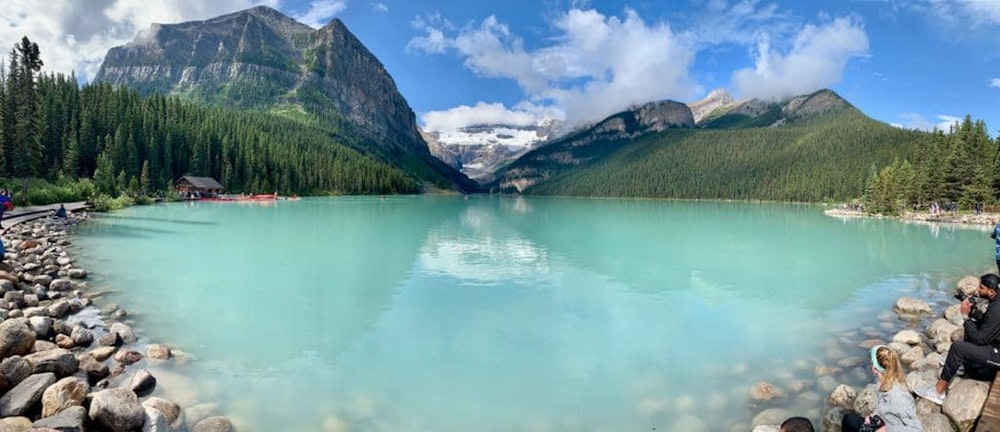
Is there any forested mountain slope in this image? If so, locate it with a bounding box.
[492,90,927,202]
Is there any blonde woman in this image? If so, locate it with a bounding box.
[842,345,922,432]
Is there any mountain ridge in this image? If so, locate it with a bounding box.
[95,6,475,192]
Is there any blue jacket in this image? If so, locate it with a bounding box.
[994,224,1000,260]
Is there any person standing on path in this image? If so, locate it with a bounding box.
[0,189,12,229]
[992,222,1000,274]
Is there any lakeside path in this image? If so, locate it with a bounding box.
[824,207,1000,227]
[1,202,88,232]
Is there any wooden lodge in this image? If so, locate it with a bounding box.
[175,176,224,197]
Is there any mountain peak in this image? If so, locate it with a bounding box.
[688,88,737,124]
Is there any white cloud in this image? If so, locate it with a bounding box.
[411,8,700,129]
[897,113,961,132]
[420,101,563,132]
[991,78,1000,88]
[293,0,347,28]
[731,17,868,100]
[372,2,388,14]
[0,0,280,82]
[957,0,1000,25]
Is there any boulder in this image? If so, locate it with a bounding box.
[89,346,116,361]
[893,297,933,316]
[97,331,121,347]
[88,388,144,432]
[142,405,171,432]
[957,276,979,297]
[34,405,86,432]
[892,329,922,345]
[32,275,53,288]
[146,344,171,361]
[113,350,142,366]
[2,416,34,430]
[54,334,74,349]
[109,323,137,344]
[27,316,53,339]
[827,384,856,410]
[1,355,32,386]
[852,384,877,417]
[0,372,57,416]
[193,416,233,432]
[750,381,785,402]
[943,377,989,432]
[0,318,37,359]
[751,408,791,428]
[900,346,924,368]
[129,369,156,396]
[67,268,87,280]
[184,403,220,431]
[32,340,58,353]
[25,348,78,376]
[46,300,69,319]
[69,327,92,348]
[142,397,180,424]
[78,356,109,384]
[822,407,846,432]
[919,412,954,432]
[926,319,961,345]
[48,279,73,292]
[40,376,88,418]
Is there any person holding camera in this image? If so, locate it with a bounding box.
[842,345,922,432]
[916,273,1000,405]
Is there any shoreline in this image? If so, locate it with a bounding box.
[824,206,1000,228]
[0,210,234,431]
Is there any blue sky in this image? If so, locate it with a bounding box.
[2,0,998,135]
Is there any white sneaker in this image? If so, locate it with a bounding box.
[915,385,945,405]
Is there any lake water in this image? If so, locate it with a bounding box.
[71,197,991,431]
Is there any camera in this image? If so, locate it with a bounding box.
[860,415,885,432]
[955,291,976,302]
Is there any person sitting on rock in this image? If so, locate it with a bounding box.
[53,204,67,219]
[779,416,814,432]
[843,345,922,432]
[916,273,1000,405]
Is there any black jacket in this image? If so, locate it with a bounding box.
[966,296,1000,346]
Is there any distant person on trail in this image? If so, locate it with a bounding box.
[0,189,12,229]
[992,222,1000,274]
[54,204,67,219]
[843,345,922,432]
[916,273,1000,405]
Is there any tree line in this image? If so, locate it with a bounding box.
[0,36,418,203]
[863,115,998,215]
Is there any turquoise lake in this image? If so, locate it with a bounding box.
[70,197,991,431]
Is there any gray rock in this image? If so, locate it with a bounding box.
[193,417,234,432]
[942,377,988,432]
[54,334,74,349]
[113,350,142,366]
[32,340,58,353]
[23,294,39,307]
[142,397,180,424]
[1,355,32,386]
[129,369,156,396]
[97,331,121,347]
[27,316,53,339]
[900,346,924,367]
[88,388,145,432]
[78,356,109,384]
[852,384,877,417]
[46,301,69,319]
[34,405,86,431]
[0,318,36,359]
[827,384,856,410]
[184,403,220,431]
[89,346,116,362]
[33,275,53,288]
[893,297,933,316]
[142,405,171,432]
[109,323,137,344]
[40,376,88,418]
[24,349,78,376]
[69,327,92,348]
[822,407,846,432]
[918,412,953,432]
[0,372,57,416]
[145,344,171,360]
[892,329,921,345]
[48,279,73,291]
[66,269,87,280]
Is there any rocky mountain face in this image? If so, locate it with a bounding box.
[95,6,473,191]
[699,89,852,129]
[687,88,736,124]
[423,121,559,180]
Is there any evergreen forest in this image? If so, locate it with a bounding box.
[0,37,419,206]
